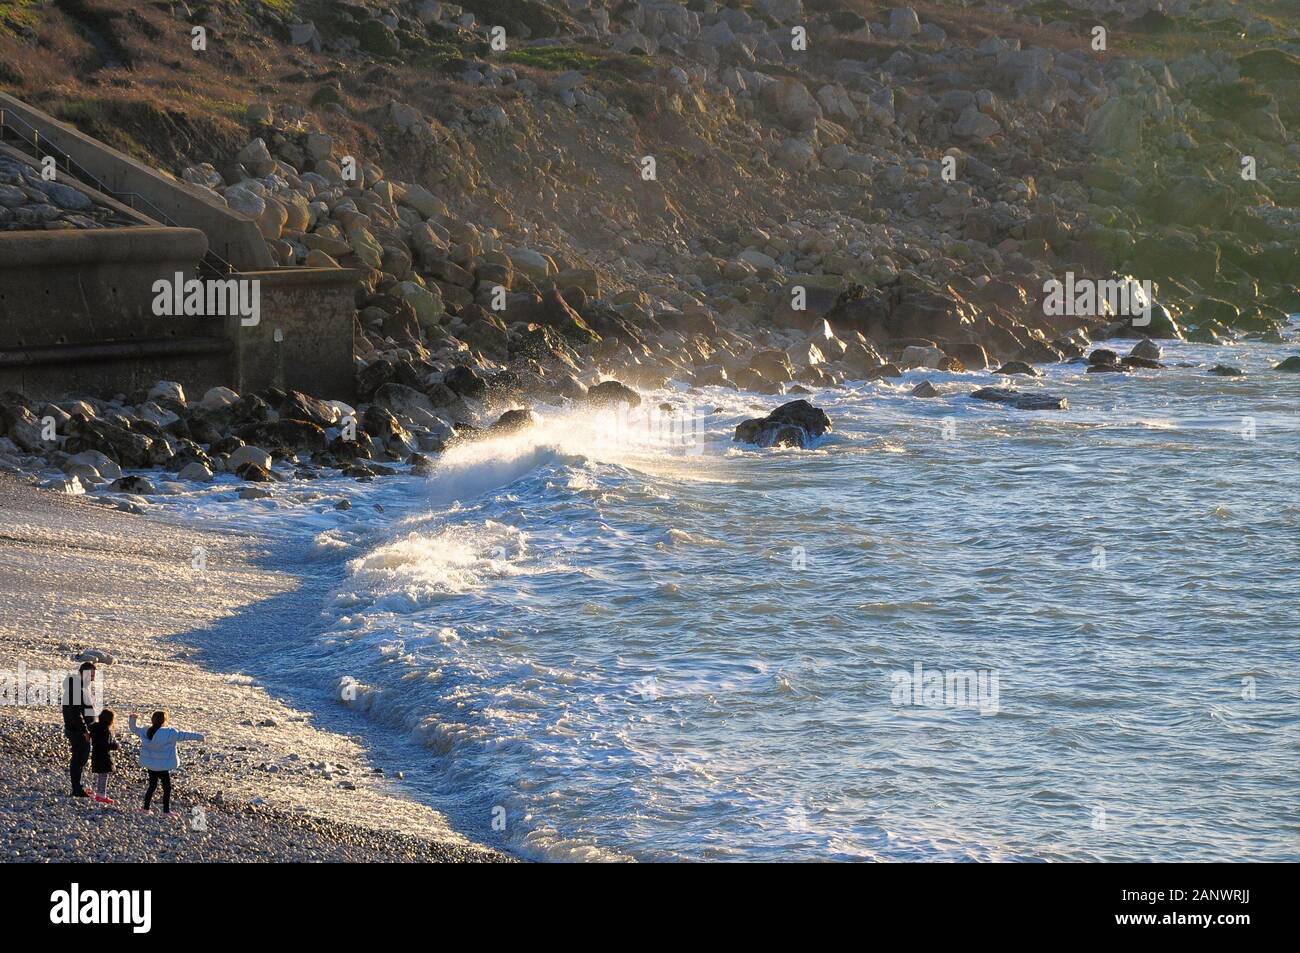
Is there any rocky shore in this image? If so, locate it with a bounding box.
[0,1,1297,482]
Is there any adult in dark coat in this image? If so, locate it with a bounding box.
[61,662,97,796]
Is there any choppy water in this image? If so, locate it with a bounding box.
[177,327,1300,861]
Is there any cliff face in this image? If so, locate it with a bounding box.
[2,1,1297,394]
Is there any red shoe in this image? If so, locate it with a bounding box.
[93,795,114,804]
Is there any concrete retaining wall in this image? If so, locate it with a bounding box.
[0,231,359,403]
[226,268,360,403]
[0,227,237,399]
[0,92,274,271]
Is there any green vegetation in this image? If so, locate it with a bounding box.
[50,97,105,128]
[0,0,40,33]
[412,41,471,71]
[1191,78,1273,116]
[1238,48,1300,82]
[501,46,602,72]
[1021,1,1090,25]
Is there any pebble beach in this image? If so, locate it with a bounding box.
[0,473,508,863]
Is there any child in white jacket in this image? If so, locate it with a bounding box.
[129,711,205,814]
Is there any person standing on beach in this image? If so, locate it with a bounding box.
[61,662,97,797]
[88,709,120,804]
[129,711,205,815]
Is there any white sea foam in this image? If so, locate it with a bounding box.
[163,328,1300,861]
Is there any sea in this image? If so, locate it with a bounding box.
[165,325,1300,861]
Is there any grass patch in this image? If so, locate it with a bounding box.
[501,46,601,71]
[412,40,475,70]
[50,97,105,127]
[0,0,39,33]
[1021,1,1090,25]
[195,96,249,122]
[1191,78,1273,115]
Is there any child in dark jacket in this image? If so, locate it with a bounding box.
[88,709,119,804]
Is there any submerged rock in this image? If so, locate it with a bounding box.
[1086,348,1130,374]
[970,387,1068,411]
[734,399,832,448]
[1209,364,1244,377]
[235,462,272,482]
[110,475,156,494]
[1129,339,1163,361]
[1121,355,1162,369]
[866,363,903,380]
[993,361,1042,377]
[1274,356,1300,372]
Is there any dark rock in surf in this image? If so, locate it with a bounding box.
[1142,303,1183,340]
[1187,321,1229,344]
[734,399,832,448]
[767,425,807,448]
[970,387,1068,411]
[993,361,1042,377]
[1121,355,1163,369]
[110,475,156,494]
[1129,339,1163,361]
[235,462,272,482]
[1274,356,1300,372]
[865,363,902,380]
[163,444,213,473]
[911,380,940,398]
[488,408,537,435]
[1209,364,1244,377]
[1086,348,1130,373]
[584,379,642,408]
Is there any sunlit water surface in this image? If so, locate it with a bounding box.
[171,328,1300,861]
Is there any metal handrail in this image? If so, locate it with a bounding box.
[0,107,236,278]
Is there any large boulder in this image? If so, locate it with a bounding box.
[760,78,823,131]
[225,445,271,472]
[0,399,47,452]
[734,399,832,448]
[585,380,641,409]
[234,419,327,454]
[443,365,487,401]
[535,290,599,345]
[487,408,537,436]
[888,8,922,38]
